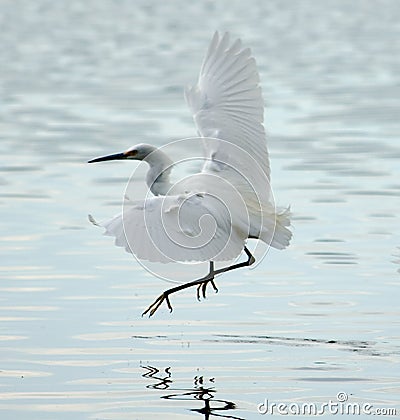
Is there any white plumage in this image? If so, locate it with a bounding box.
[101,186,249,263]
[185,32,269,179]
[89,32,291,264]
[88,32,292,315]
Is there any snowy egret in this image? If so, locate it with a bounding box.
[88,32,292,316]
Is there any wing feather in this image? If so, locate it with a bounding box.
[98,194,248,264]
[185,31,270,179]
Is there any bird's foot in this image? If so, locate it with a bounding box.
[142,292,173,317]
[196,278,218,300]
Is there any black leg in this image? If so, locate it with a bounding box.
[196,261,218,300]
[142,261,216,317]
[213,246,255,276]
[142,247,255,317]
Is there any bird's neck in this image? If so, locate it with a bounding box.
[144,148,173,196]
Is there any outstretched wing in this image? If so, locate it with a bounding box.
[93,193,249,264]
[185,31,270,180]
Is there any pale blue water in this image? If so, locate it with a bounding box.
[1,1,399,419]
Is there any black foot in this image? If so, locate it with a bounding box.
[196,278,218,300]
[142,248,254,317]
[142,292,173,317]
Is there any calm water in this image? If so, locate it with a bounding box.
[1,1,399,419]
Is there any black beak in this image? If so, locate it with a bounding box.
[88,152,126,163]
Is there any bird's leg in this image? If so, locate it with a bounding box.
[142,262,216,317]
[195,247,255,299]
[213,246,255,276]
[197,261,218,300]
[142,247,255,317]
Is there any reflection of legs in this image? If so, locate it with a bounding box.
[142,247,255,317]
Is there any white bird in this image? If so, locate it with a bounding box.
[88,32,292,316]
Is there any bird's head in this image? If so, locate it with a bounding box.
[88,143,157,163]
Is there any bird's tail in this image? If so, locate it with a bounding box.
[260,206,292,250]
[273,207,292,249]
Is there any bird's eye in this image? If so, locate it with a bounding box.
[126,150,138,157]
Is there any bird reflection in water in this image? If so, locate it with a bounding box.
[142,365,245,419]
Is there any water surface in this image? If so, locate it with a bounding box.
[1,1,399,419]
